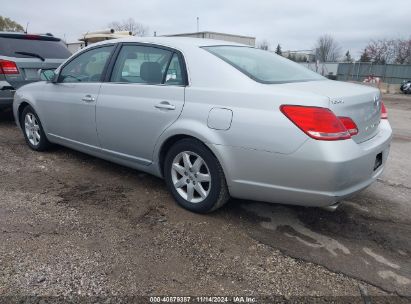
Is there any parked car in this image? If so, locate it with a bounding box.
[0,32,71,110]
[400,80,411,94]
[13,37,392,213]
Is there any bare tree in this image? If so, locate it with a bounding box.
[257,40,269,51]
[395,38,411,64]
[365,39,396,64]
[108,18,149,37]
[359,48,371,62]
[364,38,411,64]
[314,34,341,62]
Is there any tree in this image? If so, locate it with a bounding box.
[275,44,282,56]
[286,52,296,61]
[0,16,24,32]
[258,40,269,51]
[363,38,411,64]
[344,50,353,62]
[359,49,371,62]
[108,18,149,36]
[314,34,341,62]
[395,38,411,64]
[365,39,395,64]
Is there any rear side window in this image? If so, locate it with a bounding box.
[0,37,71,59]
[110,45,185,85]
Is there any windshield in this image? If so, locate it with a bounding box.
[0,37,71,59]
[203,46,325,84]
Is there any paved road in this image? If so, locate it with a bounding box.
[0,94,410,300]
[238,94,411,297]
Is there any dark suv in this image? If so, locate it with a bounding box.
[0,32,71,110]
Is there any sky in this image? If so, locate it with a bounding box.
[3,0,410,59]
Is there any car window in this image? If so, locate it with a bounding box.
[0,37,71,59]
[110,45,174,85]
[204,46,325,84]
[59,46,114,83]
[164,53,184,85]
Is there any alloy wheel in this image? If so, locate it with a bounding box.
[171,151,212,203]
[24,113,41,146]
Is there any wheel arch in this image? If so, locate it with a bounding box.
[155,131,231,188]
[17,101,32,128]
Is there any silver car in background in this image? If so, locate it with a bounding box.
[13,37,392,213]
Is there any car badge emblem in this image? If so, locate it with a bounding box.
[331,99,344,105]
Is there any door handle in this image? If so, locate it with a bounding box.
[82,95,95,103]
[155,101,176,110]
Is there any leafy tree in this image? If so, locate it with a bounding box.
[108,18,149,36]
[0,16,24,32]
[275,44,282,55]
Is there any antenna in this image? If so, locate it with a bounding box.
[196,17,199,32]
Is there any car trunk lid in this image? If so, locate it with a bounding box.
[275,80,382,143]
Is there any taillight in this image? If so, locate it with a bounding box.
[0,60,19,75]
[338,117,358,136]
[280,105,351,141]
[381,102,388,119]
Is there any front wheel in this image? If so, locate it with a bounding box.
[21,106,51,151]
[164,138,229,213]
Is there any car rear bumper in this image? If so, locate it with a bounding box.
[210,120,392,207]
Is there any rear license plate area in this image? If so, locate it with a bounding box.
[374,152,383,171]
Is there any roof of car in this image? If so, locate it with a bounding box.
[0,32,61,41]
[91,36,248,49]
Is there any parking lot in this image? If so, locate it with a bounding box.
[0,93,410,300]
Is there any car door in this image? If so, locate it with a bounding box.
[40,45,115,148]
[96,44,186,165]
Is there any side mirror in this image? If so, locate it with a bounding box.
[39,69,57,82]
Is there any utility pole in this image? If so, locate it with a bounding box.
[196,17,199,32]
[25,22,29,33]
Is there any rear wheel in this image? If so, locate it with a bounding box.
[164,138,229,213]
[21,106,50,151]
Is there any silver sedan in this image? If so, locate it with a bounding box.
[13,37,392,213]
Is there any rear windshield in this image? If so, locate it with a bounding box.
[0,37,71,59]
[203,46,325,84]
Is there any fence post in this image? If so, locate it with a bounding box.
[382,63,387,83]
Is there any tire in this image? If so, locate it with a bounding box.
[164,138,229,213]
[20,105,51,151]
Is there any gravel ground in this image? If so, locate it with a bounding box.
[0,94,410,303]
